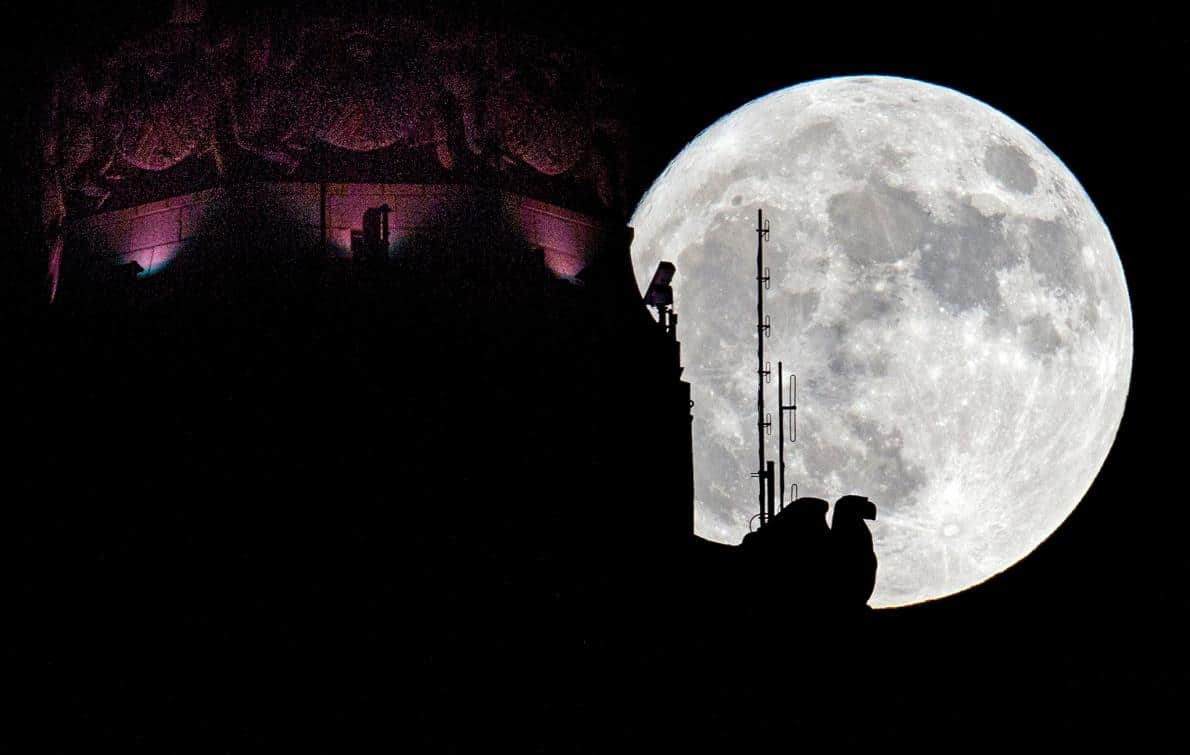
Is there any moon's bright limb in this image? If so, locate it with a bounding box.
[630,76,1132,608]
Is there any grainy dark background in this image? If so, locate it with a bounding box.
[2,1,1183,749]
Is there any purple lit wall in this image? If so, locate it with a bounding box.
[65,183,622,285]
[68,191,216,278]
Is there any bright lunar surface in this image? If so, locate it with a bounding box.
[630,76,1132,608]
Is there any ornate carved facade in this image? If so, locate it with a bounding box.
[42,6,632,298]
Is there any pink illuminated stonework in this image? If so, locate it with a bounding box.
[65,183,624,286]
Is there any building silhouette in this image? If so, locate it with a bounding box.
[27,3,877,750]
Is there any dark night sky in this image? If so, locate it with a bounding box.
[2,0,1185,746]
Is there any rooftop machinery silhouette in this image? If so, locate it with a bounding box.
[750,209,799,532]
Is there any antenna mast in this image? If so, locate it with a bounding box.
[747,211,800,532]
[751,209,773,527]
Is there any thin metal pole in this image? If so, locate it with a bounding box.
[756,209,766,528]
[766,460,775,523]
[778,361,785,512]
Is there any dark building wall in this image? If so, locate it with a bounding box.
[18,174,702,750]
[51,184,694,553]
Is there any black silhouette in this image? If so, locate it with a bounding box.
[2,2,1174,753]
[830,494,878,609]
[11,184,882,749]
[741,497,831,604]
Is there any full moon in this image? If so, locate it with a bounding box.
[629,76,1132,608]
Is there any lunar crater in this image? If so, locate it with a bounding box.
[1020,314,1065,357]
[984,140,1039,194]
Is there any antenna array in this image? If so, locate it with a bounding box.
[750,209,799,531]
